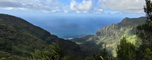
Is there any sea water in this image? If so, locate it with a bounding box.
[22,15,123,39]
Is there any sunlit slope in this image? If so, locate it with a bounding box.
[71,17,146,57]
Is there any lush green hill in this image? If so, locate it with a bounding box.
[71,17,146,57]
[0,14,83,60]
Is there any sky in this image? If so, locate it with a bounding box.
[0,0,147,38]
[0,0,146,17]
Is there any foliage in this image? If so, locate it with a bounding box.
[136,20,152,51]
[136,0,152,60]
[0,51,12,60]
[137,0,152,50]
[144,0,152,20]
[85,44,112,60]
[28,43,70,60]
[143,48,152,60]
[0,14,83,60]
[71,17,146,57]
[116,37,136,60]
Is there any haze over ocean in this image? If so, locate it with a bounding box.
[25,17,122,39]
[0,0,146,39]
[0,11,144,39]
[10,13,143,39]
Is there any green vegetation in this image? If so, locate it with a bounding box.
[1,0,152,60]
[116,37,136,60]
[84,44,111,60]
[71,0,152,59]
[115,0,152,60]
[0,14,83,60]
[135,0,152,60]
[71,16,146,57]
[28,43,70,60]
[116,0,152,60]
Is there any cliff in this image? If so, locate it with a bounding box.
[71,17,146,57]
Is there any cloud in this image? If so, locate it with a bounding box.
[64,10,68,13]
[0,0,67,13]
[70,0,93,13]
[99,0,145,14]
[0,0,23,7]
[104,11,121,15]
[0,0,146,14]
[94,9,103,14]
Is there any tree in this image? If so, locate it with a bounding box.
[92,49,109,60]
[28,42,69,60]
[136,20,152,51]
[116,37,136,60]
[144,0,152,20]
[0,51,12,60]
[143,48,152,60]
[85,44,110,60]
[136,0,152,59]
[49,42,64,59]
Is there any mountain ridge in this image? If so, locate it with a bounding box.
[0,14,83,60]
[71,17,147,57]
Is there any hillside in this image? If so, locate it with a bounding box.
[0,14,83,60]
[71,17,147,57]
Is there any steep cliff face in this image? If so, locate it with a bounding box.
[71,17,147,57]
[96,24,118,36]
[96,17,146,36]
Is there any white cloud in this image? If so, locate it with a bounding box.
[0,0,67,13]
[76,11,81,13]
[0,0,146,14]
[103,10,121,15]
[99,0,145,14]
[0,0,23,7]
[1,7,29,11]
[64,10,68,13]
[124,9,144,14]
[1,7,13,10]
[70,0,93,13]
[95,9,103,14]
[51,9,59,13]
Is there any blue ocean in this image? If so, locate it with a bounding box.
[14,14,138,39]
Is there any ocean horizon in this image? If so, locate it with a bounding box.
[7,13,143,39]
[22,16,124,39]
